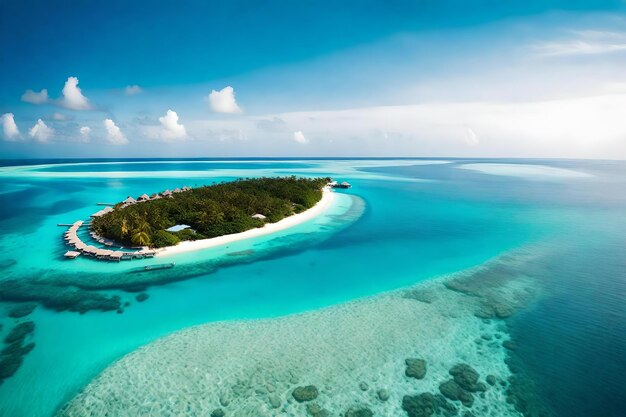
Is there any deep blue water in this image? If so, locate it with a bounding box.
[0,158,624,417]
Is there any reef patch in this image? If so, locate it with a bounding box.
[59,247,550,417]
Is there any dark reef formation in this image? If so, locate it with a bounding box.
[405,358,427,379]
[402,392,457,417]
[7,303,37,318]
[442,248,545,321]
[0,321,36,384]
[135,293,150,303]
[438,364,487,408]
[0,280,122,314]
[292,385,319,402]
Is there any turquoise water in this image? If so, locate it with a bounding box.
[0,159,624,417]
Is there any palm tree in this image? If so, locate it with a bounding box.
[131,230,151,246]
[137,216,151,233]
[120,218,129,239]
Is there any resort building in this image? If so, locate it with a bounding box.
[166,224,192,232]
[64,220,156,261]
[251,213,267,220]
[138,193,150,201]
[90,206,114,217]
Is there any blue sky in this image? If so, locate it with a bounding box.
[1,0,626,159]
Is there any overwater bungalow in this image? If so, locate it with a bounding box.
[330,181,351,189]
[110,251,124,261]
[90,206,114,218]
[64,250,81,259]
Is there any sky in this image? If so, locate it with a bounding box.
[1,0,626,159]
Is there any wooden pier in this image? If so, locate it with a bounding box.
[63,221,156,261]
[61,186,195,262]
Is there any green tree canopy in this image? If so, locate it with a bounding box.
[91,177,329,248]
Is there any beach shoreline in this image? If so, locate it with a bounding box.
[155,187,336,257]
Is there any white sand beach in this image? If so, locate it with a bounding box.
[156,187,336,257]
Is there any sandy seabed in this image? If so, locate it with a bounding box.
[156,187,336,257]
[59,247,545,417]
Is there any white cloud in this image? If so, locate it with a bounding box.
[52,112,67,121]
[80,126,91,140]
[535,30,626,56]
[61,76,91,110]
[125,85,142,95]
[206,86,242,114]
[21,89,49,104]
[465,127,479,146]
[187,93,626,158]
[157,109,187,140]
[1,113,20,141]
[29,119,54,143]
[103,119,128,145]
[293,130,309,144]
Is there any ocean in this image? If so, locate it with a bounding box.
[0,158,624,417]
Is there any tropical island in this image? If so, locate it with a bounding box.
[90,177,331,249]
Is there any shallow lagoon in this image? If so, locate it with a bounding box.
[0,159,624,417]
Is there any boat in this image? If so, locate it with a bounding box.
[144,263,176,271]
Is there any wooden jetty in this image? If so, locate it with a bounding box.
[61,185,197,262]
[63,220,156,261]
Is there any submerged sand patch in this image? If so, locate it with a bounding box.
[59,246,549,417]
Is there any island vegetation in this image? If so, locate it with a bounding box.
[91,177,329,248]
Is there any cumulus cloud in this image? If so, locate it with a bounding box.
[21,89,49,104]
[206,86,242,114]
[1,113,20,141]
[103,119,128,145]
[125,85,142,95]
[293,130,308,144]
[157,109,187,140]
[465,127,479,146]
[80,126,91,140]
[61,77,91,110]
[29,119,53,142]
[52,112,67,121]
